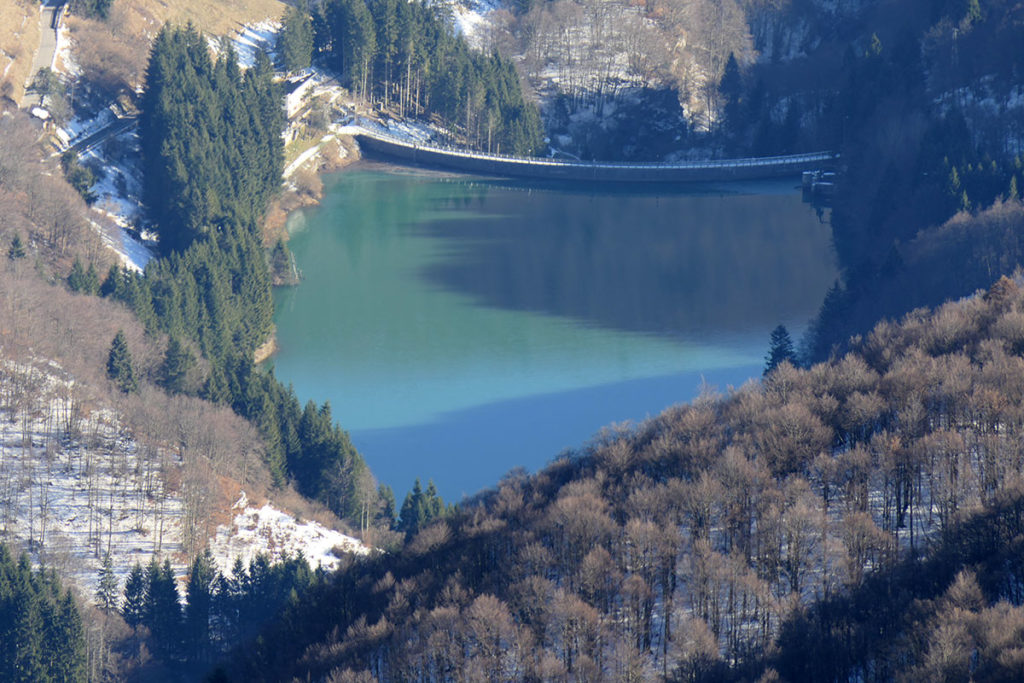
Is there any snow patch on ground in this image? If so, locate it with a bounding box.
[90,216,153,274]
[58,107,116,148]
[74,124,154,272]
[452,0,500,50]
[231,20,280,69]
[335,116,435,145]
[54,20,78,77]
[0,361,187,596]
[210,502,369,574]
[0,361,371,600]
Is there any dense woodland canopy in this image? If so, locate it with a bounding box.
[0,545,86,682]
[91,550,328,677]
[718,0,1024,360]
[139,24,284,254]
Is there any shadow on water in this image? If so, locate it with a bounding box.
[352,363,762,500]
[415,179,837,340]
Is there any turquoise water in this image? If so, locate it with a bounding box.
[272,165,836,500]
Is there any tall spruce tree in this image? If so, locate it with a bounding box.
[122,562,147,628]
[96,552,120,611]
[159,337,195,394]
[8,233,25,260]
[720,52,744,137]
[184,550,216,667]
[106,330,138,393]
[764,324,797,374]
[144,558,181,660]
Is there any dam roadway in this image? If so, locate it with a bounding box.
[355,130,837,183]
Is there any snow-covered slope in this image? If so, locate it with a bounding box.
[0,360,368,599]
[210,497,369,574]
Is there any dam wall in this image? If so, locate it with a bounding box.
[355,131,837,183]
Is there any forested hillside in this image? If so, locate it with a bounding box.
[5,0,1024,680]
[0,14,382,681]
[140,24,284,254]
[317,0,544,154]
[113,24,386,530]
[729,0,1024,359]
[224,275,1024,681]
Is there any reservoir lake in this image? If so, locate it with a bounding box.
[271,164,837,501]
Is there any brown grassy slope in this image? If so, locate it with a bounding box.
[0,0,40,107]
[67,0,286,95]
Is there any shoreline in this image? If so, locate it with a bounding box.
[256,131,362,363]
[264,132,362,240]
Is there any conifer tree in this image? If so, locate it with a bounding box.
[398,479,446,534]
[159,337,195,394]
[8,233,25,260]
[52,590,87,681]
[398,478,424,534]
[379,484,396,528]
[144,558,182,660]
[720,52,744,136]
[184,549,216,666]
[122,562,147,628]
[99,264,124,298]
[96,551,120,611]
[67,258,100,294]
[106,330,138,393]
[764,324,797,375]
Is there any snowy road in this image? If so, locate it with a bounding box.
[69,114,139,154]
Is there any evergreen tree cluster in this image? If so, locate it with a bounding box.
[140,24,284,254]
[117,23,377,523]
[71,0,113,21]
[115,551,321,674]
[59,151,97,205]
[104,221,273,362]
[102,231,369,516]
[396,478,448,535]
[66,257,100,295]
[319,0,544,155]
[278,2,315,74]
[0,545,86,682]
